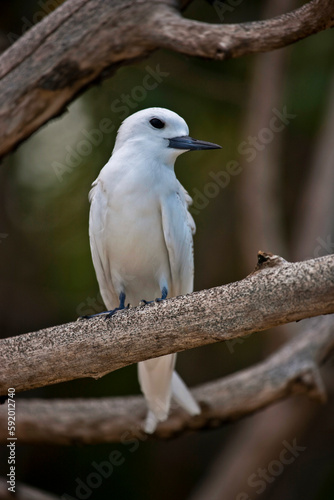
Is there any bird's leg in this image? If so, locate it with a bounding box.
[105,292,128,319]
[141,286,168,305]
[80,292,128,320]
[155,286,168,302]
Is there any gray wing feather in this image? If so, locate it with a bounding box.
[89,180,118,309]
[161,183,195,296]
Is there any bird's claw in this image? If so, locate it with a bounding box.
[104,304,129,320]
[140,299,153,306]
[140,296,165,305]
[78,302,129,321]
[78,313,105,321]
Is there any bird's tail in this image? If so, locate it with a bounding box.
[138,354,200,434]
[138,354,175,433]
[171,371,201,416]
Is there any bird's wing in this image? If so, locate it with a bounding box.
[180,185,196,236]
[89,179,118,309]
[161,183,195,296]
[152,185,200,430]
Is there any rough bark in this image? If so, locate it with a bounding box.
[0,253,334,396]
[0,315,332,444]
[0,0,334,158]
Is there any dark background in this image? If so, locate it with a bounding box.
[1,1,334,499]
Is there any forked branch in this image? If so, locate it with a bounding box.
[0,0,334,158]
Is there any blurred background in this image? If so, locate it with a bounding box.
[0,0,334,498]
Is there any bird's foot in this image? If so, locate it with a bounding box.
[79,307,129,320]
[79,292,128,320]
[140,286,168,305]
[104,304,129,320]
[104,291,128,320]
[140,299,153,306]
[79,310,109,320]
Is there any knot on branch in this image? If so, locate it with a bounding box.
[291,363,327,403]
[250,251,288,274]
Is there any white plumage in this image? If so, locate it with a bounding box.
[88,107,221,432]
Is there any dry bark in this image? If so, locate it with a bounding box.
[0,0,334,158]
[0,253,334,396]
[0,315,333,444]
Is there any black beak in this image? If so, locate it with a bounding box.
[168,135,222,151]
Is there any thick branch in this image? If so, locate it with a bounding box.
[0,0,334,158]
[0,254,334,395]
[0,315,332,444]
[150,0,334,58]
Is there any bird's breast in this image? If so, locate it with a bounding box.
[97,181,171,302]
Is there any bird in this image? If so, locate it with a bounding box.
[88,107,221,433]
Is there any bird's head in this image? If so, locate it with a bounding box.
[113,107,221,166]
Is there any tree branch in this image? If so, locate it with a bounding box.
[150,0,334,59]
[0,253,334,396]
[0,0,334,158]
[0,315,333,444]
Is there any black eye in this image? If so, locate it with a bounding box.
[150,118,165,129]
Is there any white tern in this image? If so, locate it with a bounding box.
[88,107,221,433]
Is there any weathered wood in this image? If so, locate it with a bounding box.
[0,315,332,444]
[0,0,333,158]
[0,253,334,395]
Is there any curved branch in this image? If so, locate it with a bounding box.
[0,0,334,158]
[0,253,334,395]
[0,315,332,444]
[150,0,334,59]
